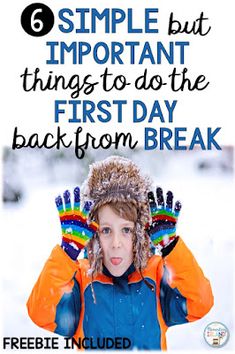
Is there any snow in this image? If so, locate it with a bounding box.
[1,147,234,352]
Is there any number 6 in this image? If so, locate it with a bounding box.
[31,8,43,32]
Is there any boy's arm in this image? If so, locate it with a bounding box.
[27,245,81,337]
[147,188,213,326]
[157,237,214,326]
[27,186,98,336]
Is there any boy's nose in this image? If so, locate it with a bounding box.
[112,232,122,248]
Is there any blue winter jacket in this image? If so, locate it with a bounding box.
[27,237,213,350]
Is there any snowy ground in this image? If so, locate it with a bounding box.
[1,149,235,352]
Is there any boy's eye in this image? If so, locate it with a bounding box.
[122,227,133,235]
[100,227,111,235]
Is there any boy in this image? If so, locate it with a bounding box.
[27,156,213,350]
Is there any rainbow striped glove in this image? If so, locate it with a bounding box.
[147,187,182,252]
[55,186,98,260]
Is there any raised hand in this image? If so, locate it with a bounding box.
[55,186,98,260]
[147,187,182,250]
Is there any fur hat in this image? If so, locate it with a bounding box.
[82,155,152,275]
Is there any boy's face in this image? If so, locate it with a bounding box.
[98,204,134,277]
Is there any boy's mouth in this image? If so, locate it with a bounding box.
[110,257,123,265]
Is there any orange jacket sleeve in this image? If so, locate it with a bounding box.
[157,237,214,326]
[27,245,81,336]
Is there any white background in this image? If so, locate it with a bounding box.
[0,0,234,144]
